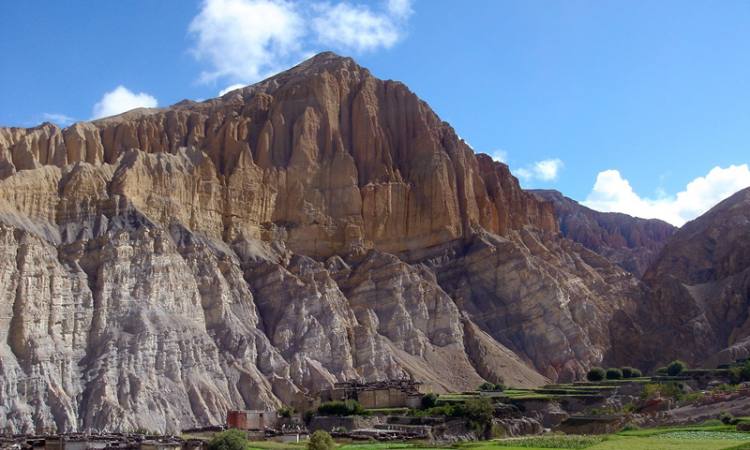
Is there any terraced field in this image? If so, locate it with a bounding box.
[242,421,750,450]
[464,422,750,450]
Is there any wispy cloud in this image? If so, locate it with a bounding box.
[189,0,414,89]
[42,113,75,127]
[583,164,750,226]
[312,2,402,52]
[218,83,247,96]
[488,149,508,163]
[515,158,564,182]
[92,86,158,119]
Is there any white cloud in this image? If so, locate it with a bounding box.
[583,164,750,226]
[387,0,413,18]
[489,149,508,163]
[188,0,413,86]
[92,86,158,119]
[42,113,75,126]
[219,83,247,96]
[312,2,400,52]
[189,0,305,84]
[515,158,564,182]
[534,159,564,181]
[515,167,532,179]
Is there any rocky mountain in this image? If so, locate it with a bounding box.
[0,52,645,434]
[614,187,750,369]
[530,190,676,277]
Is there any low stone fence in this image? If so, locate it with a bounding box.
[308,415,385,432]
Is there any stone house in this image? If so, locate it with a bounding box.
[318,379,423,409]
[227,410,279,431]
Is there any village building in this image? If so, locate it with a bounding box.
[318,379,423,409]
[226,410,279,431]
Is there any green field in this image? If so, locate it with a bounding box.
[241,420,750,450]
[462,423,750,450]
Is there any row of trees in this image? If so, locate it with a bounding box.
[586,366,642,381]
[586,360,688,382]
[207,429,337,450]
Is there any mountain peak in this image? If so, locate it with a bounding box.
[217,51,366,99]
[302,50,349,65]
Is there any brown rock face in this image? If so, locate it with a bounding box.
[0,52,643,433]
[0,53,557,256]
[613,187,750,369]
[530,190,676,277]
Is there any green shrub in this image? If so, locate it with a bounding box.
[729,361,750,384]
[681,391,705,405]
[587,367,606,382]
[278,406,294,418]
[606,368,623,380]
[421,393,438,409]
[641,383,659,399]
[622,402,637,413]
[666,360,687,376]
[412,404,454,417]
[317,400,368,416]
[414,397,494,433]
[307,430,335,450]
[621,367,642,378]
[452,397,495,432]
[660,382,686,400]
[720,411,739,425]
[478,382,505,391]
[655,366,668,375]
[713,383,739,393]
[641,382,684,401]
[207,430,249,450]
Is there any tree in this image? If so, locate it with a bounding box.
[720,412,739,425]
[586,367,606,382]
[478,382,505,392]
[606,368,623,380]
[622,367,642,378]
[421,393,438,409]
[452,397,494,432]
[666,360,687,376]
[278,406,294,418]
[207,430,249,450]
[729,361,750,384]
[317,400,367,416]
[307,430,335,450]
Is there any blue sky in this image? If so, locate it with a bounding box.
[2,0,749,225]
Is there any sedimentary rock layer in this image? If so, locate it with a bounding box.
[612,187,750,369]
[530,190,675,277]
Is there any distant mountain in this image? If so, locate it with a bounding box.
[639,187,750,367]
[530,189,676,277]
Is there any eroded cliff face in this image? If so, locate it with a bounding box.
[0,52,642,433]
[612,187,750,369]
[530,190,676,277]
[0,53,557,256]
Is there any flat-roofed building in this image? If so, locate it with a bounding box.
[318,379,423,409]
